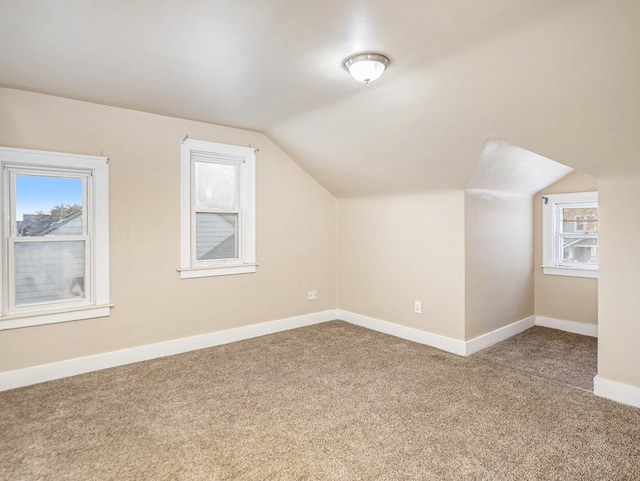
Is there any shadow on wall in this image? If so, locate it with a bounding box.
[464,138,572,340]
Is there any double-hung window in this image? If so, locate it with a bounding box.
[542,191,598,278]
[0,147,110,329]
[179,138,256,278]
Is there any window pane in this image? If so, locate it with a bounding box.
[16,175,83,237]
[195,213,238,260]
[561,207,597,234]
[560,237,598,265]
[194,162,237,210]
[14,241,86,305]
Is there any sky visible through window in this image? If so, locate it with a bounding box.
[15,175,82,221]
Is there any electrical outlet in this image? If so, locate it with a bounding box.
[308,289,318,301]
[414,301,422,314]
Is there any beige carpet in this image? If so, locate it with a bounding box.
[1,321,639,480]
[470,326,598,391]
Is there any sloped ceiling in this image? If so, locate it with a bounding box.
[1,0,639,197]
[466,139,573,198]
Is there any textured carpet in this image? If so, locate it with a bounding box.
[470,326,598,391]
[1,321,639,480]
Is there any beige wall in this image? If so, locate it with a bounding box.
[598,175,640,388]
[337,191,465,340]
[3,88,640,395]
[464,192,533,340]
[0,89,337,371]
[533,171,598,325]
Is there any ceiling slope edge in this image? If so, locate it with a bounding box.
[465,138,573,198]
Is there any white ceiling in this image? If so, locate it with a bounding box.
[466,139,572,197]
[1,0,638,197]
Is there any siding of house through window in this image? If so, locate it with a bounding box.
[195,213,237,260]
[14,239,85,304]
[559,205,598,266]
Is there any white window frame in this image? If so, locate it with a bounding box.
[0,147,110,330]
[179,138,256,279]
[542,191,598,279]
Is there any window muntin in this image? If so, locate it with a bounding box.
[0,147,110,330]
[542,191,598,278]
[180,139,256,278]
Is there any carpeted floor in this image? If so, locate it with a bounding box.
[1,321,638,480]
[470,326,598,391]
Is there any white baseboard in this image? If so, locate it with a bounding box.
[0,308,606,394]
[594,375,640,409]
[0,310,338,392]
[337,310,467,356]
[465,316,536,356]
[535,316,598,337]
[337,311,539,357]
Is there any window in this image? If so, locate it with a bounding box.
[179,138,256,278]
[542,191,598,278]
[0,147,110,329]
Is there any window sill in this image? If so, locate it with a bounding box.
[0,304,112,331]
[542,266,598,279]
[178,263,257,279]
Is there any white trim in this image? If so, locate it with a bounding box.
[337,310,467,356]
[465,316,536,356]
[594,375,640,409]
[0,305,111,331]
[0,146,110,326]
[0,310,337,392]
[535,316,598,337]
[541,266,598,279]
[0,309,607,393]
[178,264,256,279]
[337,311,538,357]
[180,139,256,279]
[541,191,598,278]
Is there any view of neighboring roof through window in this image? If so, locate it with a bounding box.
[16,175,83,237]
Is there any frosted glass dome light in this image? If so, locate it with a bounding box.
[343,53,390,84]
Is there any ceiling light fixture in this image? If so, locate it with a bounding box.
[343,53,390,84]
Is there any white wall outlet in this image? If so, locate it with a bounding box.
[414,301,422,314]
[308,289,318,301]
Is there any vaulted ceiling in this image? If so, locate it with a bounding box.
[1,0,638,197]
